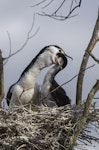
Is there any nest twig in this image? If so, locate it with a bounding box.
[0,103,99,150]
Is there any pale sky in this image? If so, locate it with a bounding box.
[0,0,99,149]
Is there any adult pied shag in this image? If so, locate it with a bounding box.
[41,53,71,107]
[6,45,66,107]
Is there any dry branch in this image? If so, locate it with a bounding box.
[69,80,99,150]
[3,15,40,63]
[31,0,82,21]
[86,51,99,64]
[76,11,99,105]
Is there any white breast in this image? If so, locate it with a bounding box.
[18,71,36,90]
[9,84,34,107]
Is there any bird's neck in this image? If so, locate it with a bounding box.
[43,65,61,83]
[18,51,52,88]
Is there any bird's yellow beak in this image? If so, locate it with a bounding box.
[60,49,65,55]
[60,49,73,60]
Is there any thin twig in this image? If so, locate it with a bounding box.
[94,97,99,99]
[4,14,40,61]
[37,11,78,21]
[41,64,95,101]
[42,0,54,9]
[32,0,82,21]
[3,31,12,65]
[30,0,47,7]
[53,0,66,15]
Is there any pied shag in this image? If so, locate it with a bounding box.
[6,45,66,107]
[41,53,71,107]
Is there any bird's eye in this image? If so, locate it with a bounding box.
[59,49,65,55]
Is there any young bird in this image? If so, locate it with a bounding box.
[41,53,71,107]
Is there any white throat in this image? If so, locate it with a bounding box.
[18,51,53,90]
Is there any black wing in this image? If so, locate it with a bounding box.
[50,80,71,107]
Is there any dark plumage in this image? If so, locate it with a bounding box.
[41,53,71,107]
[50,80,71,107]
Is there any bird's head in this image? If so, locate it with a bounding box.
[46,45,73,64]
[55,53,68,69]
[40,45,73,67]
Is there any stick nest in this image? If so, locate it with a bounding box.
[0,103,99,150]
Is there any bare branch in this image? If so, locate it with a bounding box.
[76,11,99,105]
[3,31,12,65]
[69,80,99,150]
[37,11,78,21]
[31,0,82,21]
[68,0,82,18]
[7,31,12,56]
[42,0,54,9]
[94,97,99,99]
[52,0,66,15]
[3,15,40,62]
[86,51,99,64]
[31,0,47,7]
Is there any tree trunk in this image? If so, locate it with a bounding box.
[0,50,4,108]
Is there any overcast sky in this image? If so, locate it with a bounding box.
[0,1,99,149]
